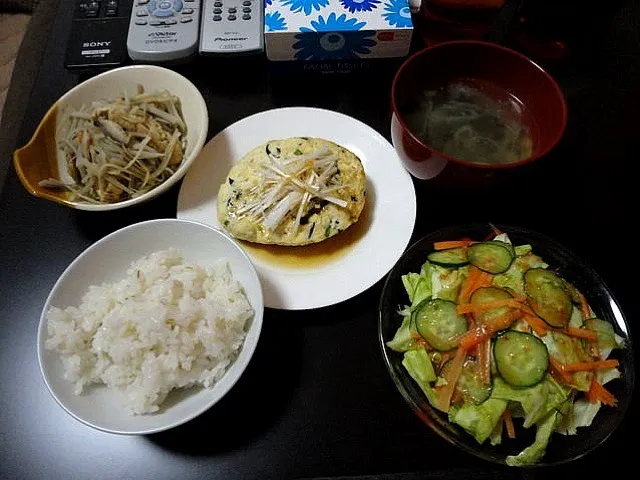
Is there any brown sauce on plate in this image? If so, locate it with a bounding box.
[240,200,371,270]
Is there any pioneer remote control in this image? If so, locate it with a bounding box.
[199,0,263,55]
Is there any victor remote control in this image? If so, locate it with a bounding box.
[127,0,201,63]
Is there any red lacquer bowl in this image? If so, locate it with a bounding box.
[390,40,568,185]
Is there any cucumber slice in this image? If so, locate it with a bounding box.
[414,299,468,352]
[524,268,572,328]
[494,331,549,387]
[427,247,469,267]
[585,318,618,351]
[441,356,493,405]
[485,240,516,258]
[470,286,514,324]
[468,241,515,274]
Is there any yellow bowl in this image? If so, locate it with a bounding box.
[13,65,208,211]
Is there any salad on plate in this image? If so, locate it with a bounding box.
[386,230,625,466]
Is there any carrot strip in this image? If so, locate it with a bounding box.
[503,411,516,439]
[436,347,466,412]
[483,224,504,240]
[477,338,491,384]
[458,266,483,304]
[437,350,454,371]
[433,240,477,250]
[587,379,617,406]
[548,356,574,385]
[522,313,549,336]
[457,311,521,350]
[475,271,493,289]
[564,327,597,341]
[561,359,619,372]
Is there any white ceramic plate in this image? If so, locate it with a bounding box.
[37,219,264,435]
[177,107,416,310]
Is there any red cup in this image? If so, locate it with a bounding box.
[390,40,568,184]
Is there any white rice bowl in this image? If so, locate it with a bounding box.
[37,219,264,435]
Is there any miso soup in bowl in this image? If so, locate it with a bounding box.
[390,41,568,184]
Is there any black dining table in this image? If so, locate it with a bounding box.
[1,0,638,478]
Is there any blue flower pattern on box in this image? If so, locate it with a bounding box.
[339,0,380,13]
[281,0,330,15]
[293,13,376,60]
[382,0,412,27]
[265,11,288,31]
[300,12,366,31]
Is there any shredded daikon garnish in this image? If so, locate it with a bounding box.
[41,85,187,204]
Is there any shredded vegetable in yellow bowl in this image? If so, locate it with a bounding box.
[379,224,634,467]
[13,65,208,211]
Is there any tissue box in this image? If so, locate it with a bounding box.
[264,0,414,63]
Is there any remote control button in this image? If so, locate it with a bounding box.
[213,14,222,20]
[135,19,148,25]
[148,0,157,9]
[166,18,177,24]
[228,14,236,20]
[182,8,194,14]
[228,7,236,13]
[243,7,250,12]
[107,0,118,8]
[180,17,193,22]
[242,1,251,5]
[150,20,165,25]
[173,0,183,12]
[137,9,149,16]
[158,1,172,8]
[213,8,222,13]
[137,0,150,4]
[242,14,250,19]
[154,9,175,17]
[214,1,223,6]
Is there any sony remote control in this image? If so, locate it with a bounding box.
[64,1,133,70]
[127,0,201,63]
[199,0,264,55]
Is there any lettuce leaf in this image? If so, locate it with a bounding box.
[493,251,548,294]
[401,349,438,406]
[556,366,622,435]
[506,411,559,467]
[386,311,416,352]
[428,263,466,302]
[541,331,593,391]
[491,375,569,428]
[449,398,508,444]
[402,271,431,306]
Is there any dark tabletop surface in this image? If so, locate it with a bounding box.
[1,1,639,479]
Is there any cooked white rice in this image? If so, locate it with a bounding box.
[44,248,254,415]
